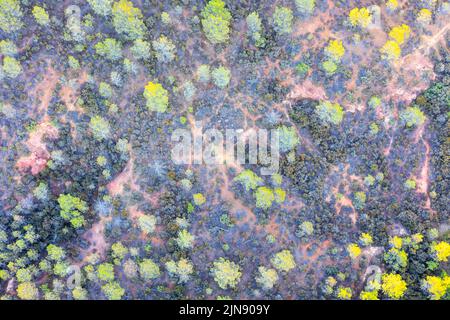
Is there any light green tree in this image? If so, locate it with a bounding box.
[95,38,122,61]
[143,81,169,112]
[273,6,293,35]
[112,0,145,40]
[295,0,315,16]
[152,35,175,63]
[57,194,87,228]
[211,66,231,88]
[87,0,112,16]
[0,0,23,33]
[32,6,50,26]
[201,0,232,44]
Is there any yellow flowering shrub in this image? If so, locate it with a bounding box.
[380,40,401,60]
[360,233,373,247]
[347,243,362,259]
[411,233,423,244]
[417,8,432,24]
[389,24,411,45]
[337,287,352,300]
[381,273,407,299]
[422,275,450,300]
[348,7,372,28]
[271,249,296,272]
[325,40,345,62]
[432,241,450,262]
[193,193,206,206]
[386,0,398,11]
[360,290,379,300]
[390,236,403,249]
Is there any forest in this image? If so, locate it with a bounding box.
[0,0,449,300]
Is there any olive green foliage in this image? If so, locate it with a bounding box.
[112,0,145,40]
[176,229,195,249]
[211,66,231,88]
[68,55,80,69]
[200,0,232,44]
[0,0,23,33]
[296,62,310,76]
[95,38,122,61]
[272,6,293,35]
[152,36,176,63]
[57,194,88,228]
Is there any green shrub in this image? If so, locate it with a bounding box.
[102,281,124,300]
[246,12,265,47]
[87,0,112,16]
[143,81,169,112]
[272,6,293,35]
[315,101,344,125]
[57,194,87,228]
[211,66,231,88]
[233,170,263,191]
[295,0,315,16]
[32,6,50,26]
[322,60,338,75]
[0,40,17,56]
[95,38,122,61]
[89,115,111,140]
[278,125,299,153]
[139,259,160,280]
[152,35,175,63]
[399,106,426,127]
[99,82,113,99]
[254,186,275,210]
[211,258,241,289]
[130,39,151,60]
[0,0,23,33]
[2,56,22,78]
[196,64,211,83]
